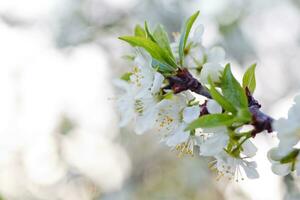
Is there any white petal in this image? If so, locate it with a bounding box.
[118,101,134,127]
[199,63,223,84]
[151,72,164,94]
[134,107,158,135]
[207,47,225,63]
[242,162,259,179]
[278,138,298,154]
[113,79,131,92]
[268,147,285,162]
[272,163,292,176]
[166,125,189,147]
[183,106,200,123]
[116,96,135,127]
[206,99,222,114]
[182,91,195,101]
[242,140,257,158]
[247,161,257,168]
[274,118,298,138]
[191,25,204,44]
[200,133,229,156]
[134,48,152,67]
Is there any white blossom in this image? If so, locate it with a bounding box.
[171,25,205,68]
[197,100,229,157]
[165,105,201,156]
[200,127,229,156]
[212,151,259,181]
[267,95,300,176]
[153,93,203,155]
[199,47,225,84]
[273,95,300,153]
[268,147,300,176]
[114,49,165,134]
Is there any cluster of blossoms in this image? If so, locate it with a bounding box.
[115,11,299,181]
[269,95,300,176]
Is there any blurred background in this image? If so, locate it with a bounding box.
[0,0,300,199]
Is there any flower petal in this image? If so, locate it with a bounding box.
[206,99,222,114]
[271,163,292,176]
[134,106,157,135]
[207,47,225,63]
[242,162,259,179]
[165,125,189,147]
[183,106,200,123]
[200,133,229,156]
[134,48,152,67]
[151,72,164,94]
[191,24,204,44]
[242,140,257,158]
[199,63,223,84]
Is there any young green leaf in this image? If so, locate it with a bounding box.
[119,36,177,67]
[186,113,234,131]
[242,63,256,93]
[179,11,200,66]
[134,25,146,37]
[152,58,175,73]
[221,64,248,109]
[208,78,237,114]
[120,72,132,81]
[153,25,175,60]
[235,108,251,123]
[144,21,156,42]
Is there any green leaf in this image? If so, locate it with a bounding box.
[242,63,256,93]
[236,108,251,123]
[119,36,177,67]
[208,77,237,114]
[186,113,234,130]
[134,25,146,37]
[152,58,175,73]
[144,21,156,42]
[179,11,200,66]
[153,25,175,60]
[221,64,248,109]
[120,72,132,81]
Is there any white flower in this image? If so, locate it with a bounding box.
[268,94,300,176]
[170,25,225,83]
[212,151,259,181]
[200,127,229,156]
[155,94,186,134]
[196,100,230,157]
[268,147,300,176]
[273,95,300,154]
[165,105,201,156]
[171,25,205,68]
[114,49,165,134]
[130,49,164,98]
[114,80,135,127]
[199,47,225,84]
[154,93,202,155]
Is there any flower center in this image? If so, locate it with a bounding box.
[134,99,144,115]
[175,137,195,157]
[156,113,174,131]
[131,66,143,87]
